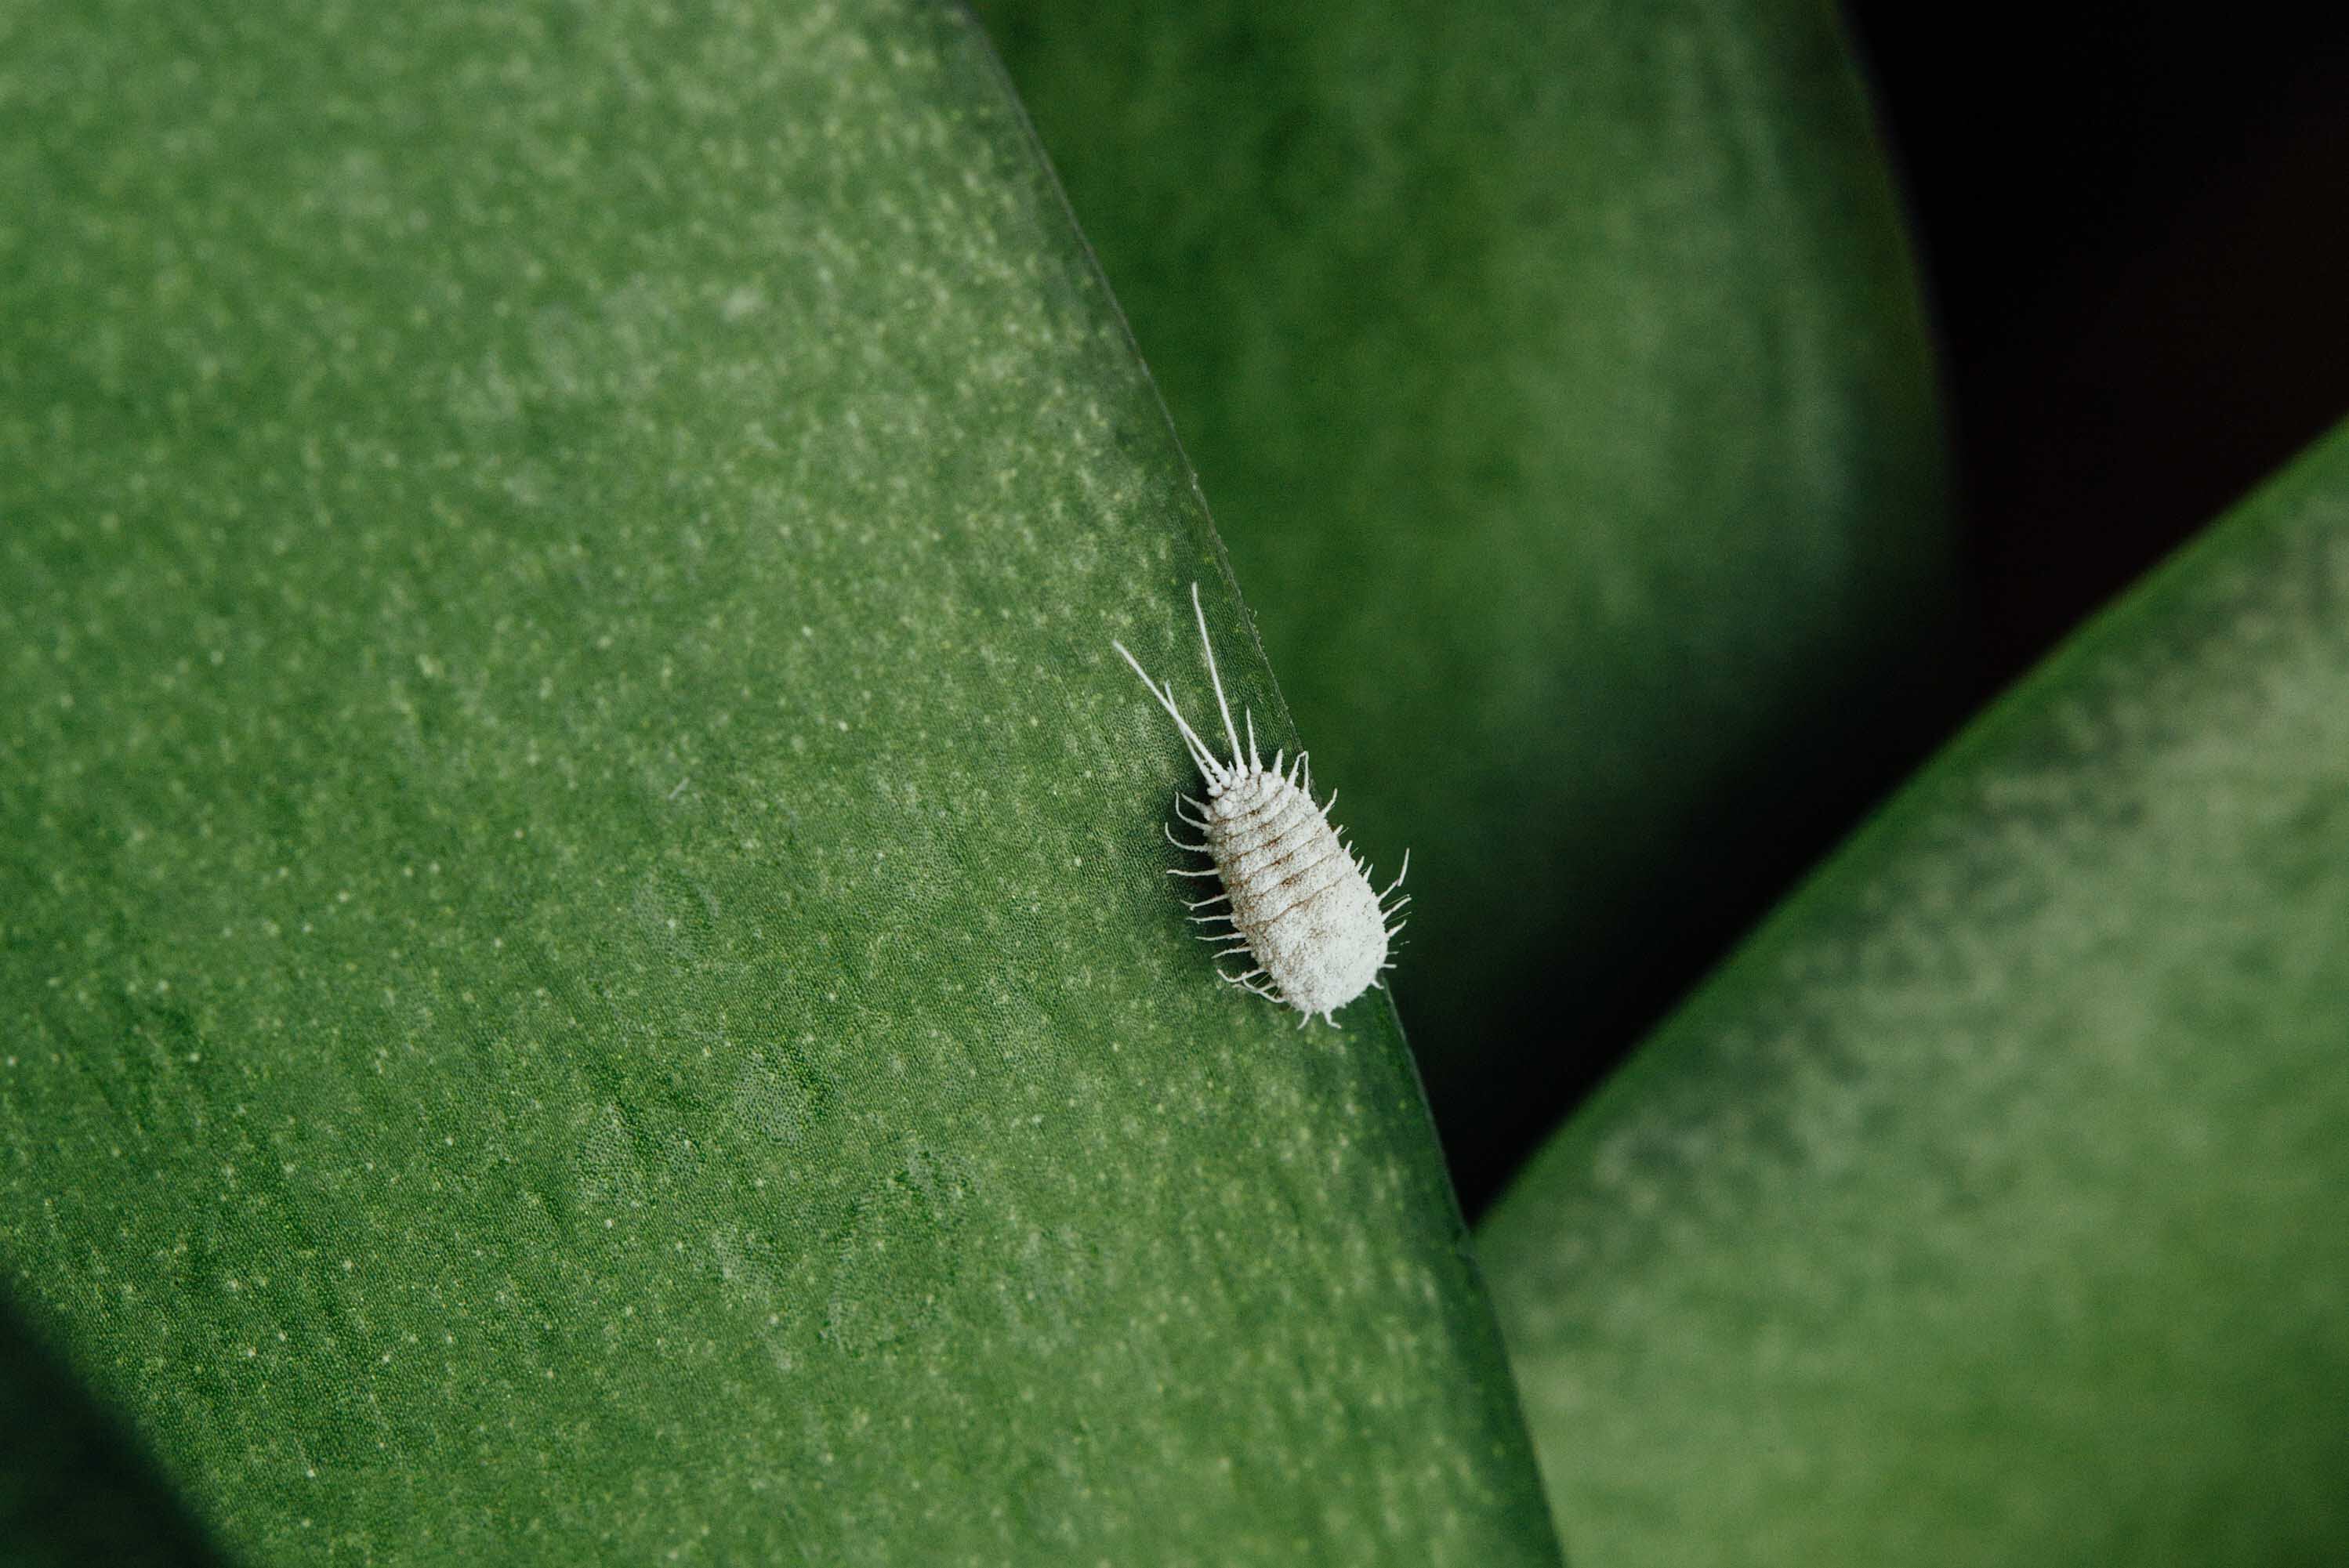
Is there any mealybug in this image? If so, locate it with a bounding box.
[1115,583,1408,1027]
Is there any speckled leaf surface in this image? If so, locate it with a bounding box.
[1477,425,2349,1566]
[971,0,1958,1193]
[0,2,1561,1562]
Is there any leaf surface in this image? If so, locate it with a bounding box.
[973,0,1959,1193]
[0,2,1560,1561]
[1477,424,2349,1565]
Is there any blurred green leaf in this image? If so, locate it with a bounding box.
[0,1,1560,1561]
[1477,423,2349,1564]
[973,0,1959,1187]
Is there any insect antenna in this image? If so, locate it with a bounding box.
[1187,582,1245,768]
[1114,638,1229,790]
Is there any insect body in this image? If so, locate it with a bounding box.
[1114,584,1408,1026]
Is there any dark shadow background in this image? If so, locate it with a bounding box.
[1849,2,2349,687]
[0,1295,227,1566]
[1446,4,2349,1213]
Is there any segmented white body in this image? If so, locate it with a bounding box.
[1115,584,1408,1027]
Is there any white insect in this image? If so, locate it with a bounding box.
[1115,583,1408,1027]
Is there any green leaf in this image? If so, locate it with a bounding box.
[0,2,1560,1561]
[1476,423,2349,1565]
[973,0,1959,1179]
